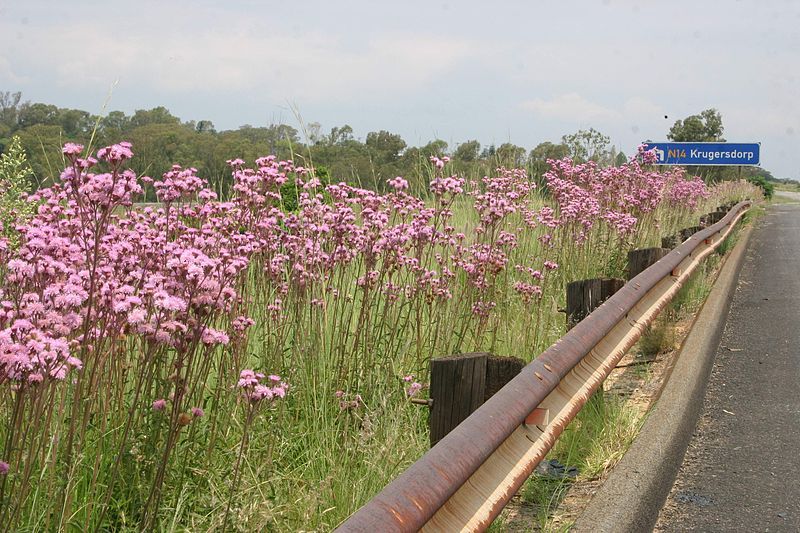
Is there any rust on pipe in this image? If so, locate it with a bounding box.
[337,201,752,533]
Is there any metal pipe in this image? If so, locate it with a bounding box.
[337,201,752,532]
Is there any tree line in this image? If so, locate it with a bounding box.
[0,91,784,199]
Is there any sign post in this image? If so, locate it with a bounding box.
[642,142,760,166]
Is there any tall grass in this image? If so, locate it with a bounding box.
[0,142,761,531]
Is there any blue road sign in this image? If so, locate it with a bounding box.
[642,142,760,166]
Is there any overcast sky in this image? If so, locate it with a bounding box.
[1,0,798,178]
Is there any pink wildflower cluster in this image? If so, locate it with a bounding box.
[237,369,288,403]
[543,146,709,240]
[402,374,424,398]
[0,142,256,404]
[154,165,211,203]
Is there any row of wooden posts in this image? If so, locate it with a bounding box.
[427,203,737,446]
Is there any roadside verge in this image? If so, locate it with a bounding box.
[571,221,755,533]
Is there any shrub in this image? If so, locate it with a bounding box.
[0,136,34,247]
[746,174,774,200]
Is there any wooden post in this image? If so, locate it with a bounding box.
[484,355,525,401]
[429,353,488,446]
[428,353,526,446]
[566,278,625,330]
[681,226,702,240]
[662,226,702,249]
[627,247,670,280]
[700,211,726,228]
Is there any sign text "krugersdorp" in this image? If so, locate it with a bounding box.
[642,142,760,166]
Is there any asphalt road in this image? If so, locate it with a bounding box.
[655,202,800,532]
[775,189,800,201]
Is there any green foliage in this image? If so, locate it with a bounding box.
[0,136,34,247]
[561,128,611,164]
[746,173,774,199]
[496,142,527,168]
[638,317,673,358]
[453,139,480,162]
[668,108,725,142]
[529,141,569,180]
[667,108,727,182]
[0,92,785,207]
[670,258,717,314]
[365,130,407,163]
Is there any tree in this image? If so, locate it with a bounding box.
[195,120,216,134]
[667,109,724,142]
[667,109,726,182]
[454,140,480,162]
[418,139,448,159]
[305,122,322,144]
[327,125,354,146]
[17,103,60,128]
[365,130,406,163]
[59,108,94,137]
[528,141,569,177]
[561,128,611,164]
[129,106,180,128]
[100,111,131,137]
[0,91,22,130]
[496,143,527,168]
[14,124,67,185]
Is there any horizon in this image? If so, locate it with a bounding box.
[1,0,798,179]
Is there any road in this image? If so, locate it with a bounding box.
[655,200,800,531]
[775,189,800,201]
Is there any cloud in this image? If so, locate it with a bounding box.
[2,18,475,104]
[520,93,619,122]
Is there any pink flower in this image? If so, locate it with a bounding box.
[236,369,288,404]
[191,407,204,418]
[201,327,230,346]
[388,176,409,190]
[152,399,167,411]
[97,142,133,163]
[0,461,8,475]
[406,382,423,397]
[62,143,84,157]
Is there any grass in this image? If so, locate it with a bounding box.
[0,157,761,531]
[501,214,749,532]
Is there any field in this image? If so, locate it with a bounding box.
[0,142,760,531]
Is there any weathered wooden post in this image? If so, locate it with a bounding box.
[662,226,702,249]
[700,211,726,227]
[627,247,670,280]
[429,353,487,446]
[428,353,525,446]
[484,355,526,401]
[566,278,625,330]
[564,277,624,410]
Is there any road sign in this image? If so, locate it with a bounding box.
[642,142,760,166]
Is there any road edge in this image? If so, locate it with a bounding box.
[571,221,755,533]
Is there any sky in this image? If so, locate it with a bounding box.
[1,0,799,178]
